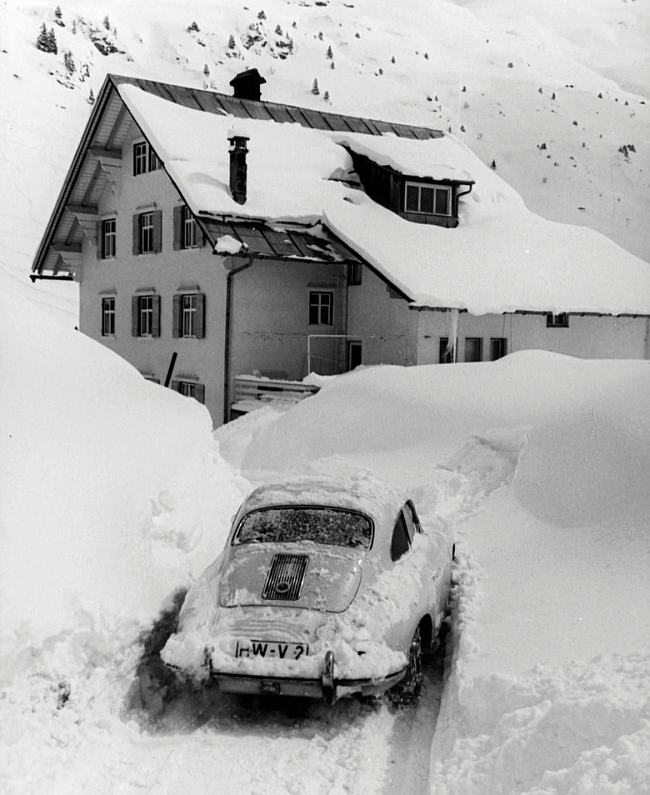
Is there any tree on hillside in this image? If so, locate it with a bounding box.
[47,27,58,54]
[37,23,58,54]
[54,6,64,26]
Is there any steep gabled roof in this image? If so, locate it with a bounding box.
[31,74,442,281]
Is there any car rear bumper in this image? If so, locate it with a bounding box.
[212,665,406,704]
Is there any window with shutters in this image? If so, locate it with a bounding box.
[404,182,452,216]
[101,218,116,259]
[132,294,161,338]
[133,141,162,175]
[133,210,162,255]
[173,292,205,339]
[101,296,115,337]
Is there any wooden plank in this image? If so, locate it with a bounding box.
[238,99,274,121]
[336,116,371,134]
[265,104,299,124]
[262,227,300,257]
[235,226,276,256]
[299,108,333,131]
[165,85,203,111]
[214,96,251,119]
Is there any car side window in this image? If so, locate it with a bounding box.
[390,512,411,562]
[403,502,421,536]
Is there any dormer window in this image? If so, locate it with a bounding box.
[404,182,451,216]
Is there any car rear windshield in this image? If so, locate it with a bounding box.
[233,506,373,549]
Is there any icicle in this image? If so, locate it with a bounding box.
[443,308,459,362]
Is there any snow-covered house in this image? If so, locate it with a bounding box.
[32,71,650,426]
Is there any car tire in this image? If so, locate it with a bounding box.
[388,626,423,707]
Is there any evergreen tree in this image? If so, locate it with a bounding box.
[326,45,333,59]
[47,27,58,54]
[36,23,50,52]
[88,89,95,105]
[64,50,75,73]
[103,15,110,30]
[228,34,236,49]
[311,78,320,95]
[203,63,209,76]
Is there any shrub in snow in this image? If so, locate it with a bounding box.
[490,159,497,169]
[330,61,335,69]
[64,50,75,74]
[228,33,236,49]
[312,78,320,95]
[88,88,95,105]
[324,90,329,101]
[203,63,209,76]
[103,15,110,30]
[275,24,282,35]
[258,10,266,20]
[326,44,333,58]
[54,6,64,26]
[187,21,199,33]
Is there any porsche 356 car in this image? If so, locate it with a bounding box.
[161,474,454,705]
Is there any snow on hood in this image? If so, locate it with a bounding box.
[118,84,650,316]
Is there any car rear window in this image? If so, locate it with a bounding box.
[233,506,373,549]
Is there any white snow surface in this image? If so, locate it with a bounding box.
[119,83,650,315]
[2,0,650,792]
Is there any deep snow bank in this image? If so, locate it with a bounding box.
[0,275,246,658]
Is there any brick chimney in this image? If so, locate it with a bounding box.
[229,68,266,101]
[228,131,249,205]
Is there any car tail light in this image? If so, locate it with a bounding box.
[262,554,309,601]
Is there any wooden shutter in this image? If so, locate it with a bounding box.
[132,214,140,255]
[172,294,181,338]
[152,210,163,253]
[151,294,161,337]
[195,383,205,404]
[195,293,205,339]
[96,221,103,259]
[197,220,205,247]
[173,206,182,250]
[131,295,139,336]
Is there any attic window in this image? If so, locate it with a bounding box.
[404,182,451,216]
[133,141,162,176]
[547,312,569,328]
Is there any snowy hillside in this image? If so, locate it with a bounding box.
[1,0,648,315]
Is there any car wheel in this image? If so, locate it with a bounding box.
[388,626,423,707]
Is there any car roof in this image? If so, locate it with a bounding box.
[239,474,407,530]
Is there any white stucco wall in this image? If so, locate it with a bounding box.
[78,125,228,426]
[346,265,419,367]
[415,309,650,363]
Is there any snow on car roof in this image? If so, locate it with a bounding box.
[240,474,406,528]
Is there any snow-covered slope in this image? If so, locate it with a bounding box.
[1,0,648,316]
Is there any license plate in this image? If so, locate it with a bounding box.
[235,640,309,660]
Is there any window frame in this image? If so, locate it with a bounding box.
[464,337,483,363]
[181,293,197,338]
[101,218,116,259]
[490,337,508,361]
[101,296,115,337]
[546,312,569,328]
[132,293,161,338]
[182,205,198,249]
[172,379,205,404]
[404,181,452,217]
[133,141,161,176]
[309,290,334,326]
[140,212,154,254]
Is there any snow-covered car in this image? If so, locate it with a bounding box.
[161,475,454,704]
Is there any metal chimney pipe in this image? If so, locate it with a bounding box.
[228,133,249,205]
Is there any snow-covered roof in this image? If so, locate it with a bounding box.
[117,83,650,317]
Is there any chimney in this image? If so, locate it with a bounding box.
[228,131,249,205]
[229,68,266,101]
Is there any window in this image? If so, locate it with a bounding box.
[490,338,508,360]
[347,341,362,371]
[132,210,162,255]
[101,218,116,259]
[173,205,203,250]
[140,212,154,254]
[131,294,161,337]
[309,291,333,326]
[464,337,483,362]
[348,261,362,286]
[439,337,455,364]
[133,141,161,175]
[404,182,452,216]
[172,380,205,404]
[390,512,412,562]
[101,296,115,336]
[547,312,569,328]
[173,292,205,339]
